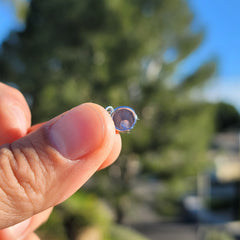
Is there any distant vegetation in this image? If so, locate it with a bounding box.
[214,102,240,132]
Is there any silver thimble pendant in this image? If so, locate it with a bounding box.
[106,106,138,132]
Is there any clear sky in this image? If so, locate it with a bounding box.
[0,0,240,109]
[187,0,240,77]
[184,0,240,109]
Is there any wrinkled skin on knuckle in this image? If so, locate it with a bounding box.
[0,146,34,227]
[0,135,56,227]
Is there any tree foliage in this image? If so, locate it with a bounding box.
[214,102,240,132]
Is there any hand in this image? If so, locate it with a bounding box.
[0,83,121,240]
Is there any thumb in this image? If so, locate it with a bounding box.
[0,103,119,229]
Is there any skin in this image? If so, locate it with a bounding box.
[0,83,122,240]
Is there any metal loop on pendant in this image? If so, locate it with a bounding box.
[105,106,114,115]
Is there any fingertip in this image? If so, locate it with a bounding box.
[0,83,31,144]
[98,133,122,170]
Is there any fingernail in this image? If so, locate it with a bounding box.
[8,218,31,236]
[48,104,104,160]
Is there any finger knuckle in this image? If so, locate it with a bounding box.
[0,140,54,215]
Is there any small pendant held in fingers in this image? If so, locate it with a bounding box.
[105,106,138,132]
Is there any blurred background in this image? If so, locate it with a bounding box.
[0,0,240,239]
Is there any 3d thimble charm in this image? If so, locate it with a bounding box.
[105,106,138,132]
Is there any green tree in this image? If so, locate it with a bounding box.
[1,0,215,229]
[214,102,240,132]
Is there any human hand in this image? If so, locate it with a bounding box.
[0,83,121,240]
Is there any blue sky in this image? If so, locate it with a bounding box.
[188,0,240,77]
[0,0,240,109]
[185,0,240,109]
